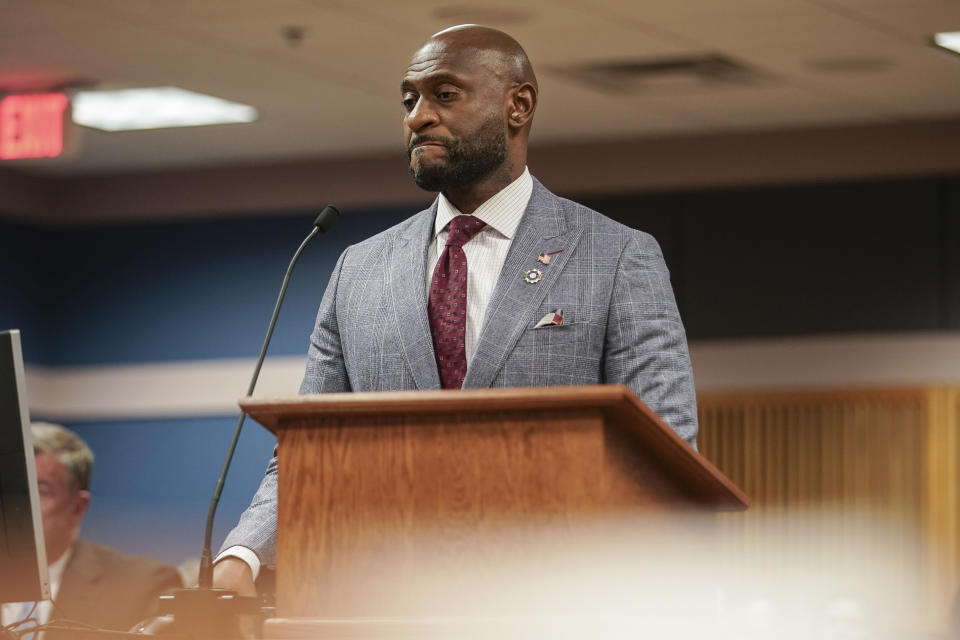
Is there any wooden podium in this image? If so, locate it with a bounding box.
[240,385,748,639]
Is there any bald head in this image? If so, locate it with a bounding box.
[425,25,538,92]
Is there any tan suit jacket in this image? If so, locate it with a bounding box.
[50,540,182,636]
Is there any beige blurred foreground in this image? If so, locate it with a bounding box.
[270,512,920,640]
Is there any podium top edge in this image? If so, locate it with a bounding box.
[240,385,750,511]
[240,384,633,415]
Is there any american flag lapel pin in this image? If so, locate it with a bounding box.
[537,249,564,265]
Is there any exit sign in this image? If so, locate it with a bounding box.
[0,93,69,160]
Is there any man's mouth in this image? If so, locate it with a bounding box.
[409,139,447,152]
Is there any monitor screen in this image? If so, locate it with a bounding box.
[0,329,50,602]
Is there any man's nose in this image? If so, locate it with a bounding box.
[405,97,438,132]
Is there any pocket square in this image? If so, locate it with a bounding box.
[534,309,564,328]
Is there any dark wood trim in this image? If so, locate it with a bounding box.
[2,118,959,224]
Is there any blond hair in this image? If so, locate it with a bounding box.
[31,422,94,491]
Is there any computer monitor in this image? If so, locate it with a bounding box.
[0,329,50,602]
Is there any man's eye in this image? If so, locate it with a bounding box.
[437,91,456,101]
[402,96,417,111]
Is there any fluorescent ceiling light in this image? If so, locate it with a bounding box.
[932,31,960,56]
[72,86,257,131]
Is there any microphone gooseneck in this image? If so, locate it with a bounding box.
[198,204,341,589]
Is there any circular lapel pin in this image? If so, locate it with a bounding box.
[524,268,543,284]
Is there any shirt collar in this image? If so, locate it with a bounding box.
[434,167,532,239]
[48,544,73,595]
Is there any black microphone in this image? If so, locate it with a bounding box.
[197,204,340,589]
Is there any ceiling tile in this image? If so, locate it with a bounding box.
[3,0,958,175]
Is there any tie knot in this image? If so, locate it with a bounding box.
[446,215,486,247]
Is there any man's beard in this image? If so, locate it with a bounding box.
[407,114,507,192]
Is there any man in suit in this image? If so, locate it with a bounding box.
[214,24,698,598]
[0,423,182,636]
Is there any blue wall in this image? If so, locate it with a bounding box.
[5,207,411,366]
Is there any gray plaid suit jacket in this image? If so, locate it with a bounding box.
[221,178,698,567]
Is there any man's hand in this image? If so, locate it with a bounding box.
[212,556,256,596]
[212,557,258,638]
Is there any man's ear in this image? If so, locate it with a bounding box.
[74,489,91,520]
[507,83,537,130]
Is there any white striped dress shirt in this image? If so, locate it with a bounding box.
[427,167,533,362]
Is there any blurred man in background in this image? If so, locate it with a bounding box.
[1,423,182,636]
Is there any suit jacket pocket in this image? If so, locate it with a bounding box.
[519,320,589,353]
[502,321,602,386]
[530,321,580,344]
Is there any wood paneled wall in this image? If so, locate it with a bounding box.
[697,387,960,631]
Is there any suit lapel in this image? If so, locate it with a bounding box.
[388,204,442,390]
[55,541,104,620]
[464,181,583,389]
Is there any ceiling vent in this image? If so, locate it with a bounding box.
[551,54,770,94]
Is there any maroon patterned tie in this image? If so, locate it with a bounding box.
[428,215,487,389]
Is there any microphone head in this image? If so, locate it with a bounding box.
[313,205,340,232]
